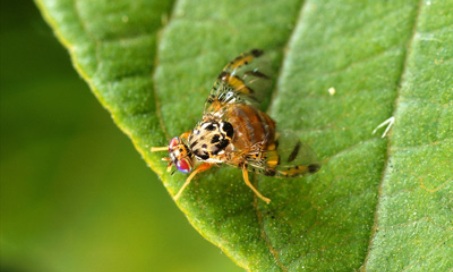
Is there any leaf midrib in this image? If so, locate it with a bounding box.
[252,0,310,270]
[360,0,423,269]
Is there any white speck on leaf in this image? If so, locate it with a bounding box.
[328,87,336,96]
[373,116,395,138]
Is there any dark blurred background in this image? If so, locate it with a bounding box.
[0,2,241,271]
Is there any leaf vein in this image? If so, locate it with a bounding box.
[153,0,180,140]
[400,234,453,272]
[73,0,101,79]
[361,0,425,269]
[257,0,310,270]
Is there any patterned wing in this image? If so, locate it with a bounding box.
[204,49,274,114]
[247,131,320,177]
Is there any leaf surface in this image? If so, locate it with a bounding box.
[36,0,453,270]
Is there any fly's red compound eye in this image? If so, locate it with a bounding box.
[169,137,180,151]
[176,158,192,173]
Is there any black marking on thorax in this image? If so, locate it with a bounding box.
[189,121,234,160]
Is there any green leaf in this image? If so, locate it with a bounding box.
[36,0,452,271]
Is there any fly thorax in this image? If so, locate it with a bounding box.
[189,121,234,161]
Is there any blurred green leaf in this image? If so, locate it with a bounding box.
[36,0,452,271]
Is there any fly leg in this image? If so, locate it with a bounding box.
[277,164,320,177]
[174,163,212,201]
[241,165,271,204]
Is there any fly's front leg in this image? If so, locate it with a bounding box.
[174,163,212,201]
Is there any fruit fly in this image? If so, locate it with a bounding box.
[151,49,320,203]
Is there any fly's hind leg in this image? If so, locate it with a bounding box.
[241,165,271,204]
[174,163,212,201]
[277,163,320,177]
